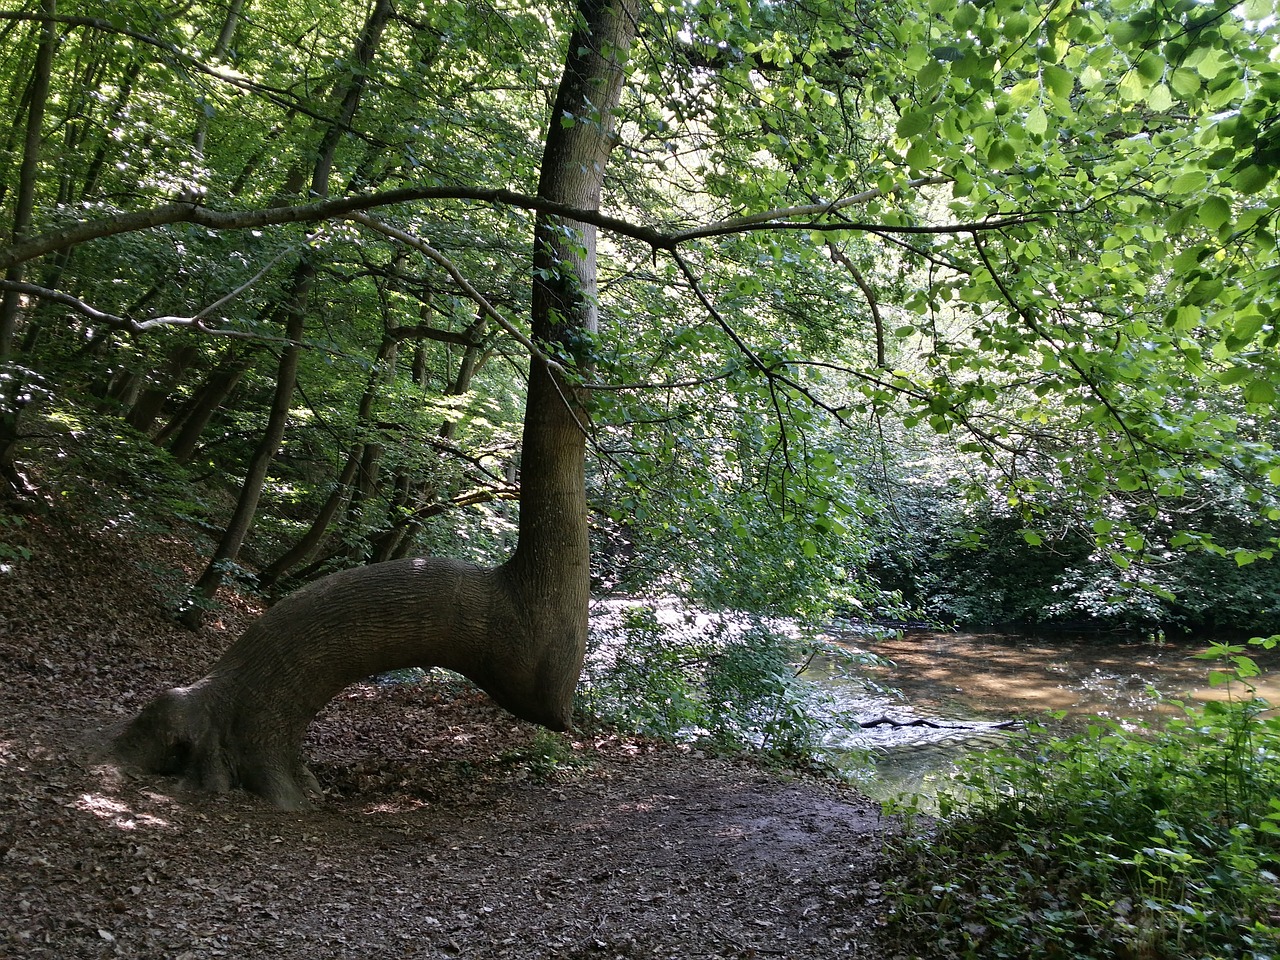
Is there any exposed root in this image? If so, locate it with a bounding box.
[108,685,319,810]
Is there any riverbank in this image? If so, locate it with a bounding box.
[0,507,896,958]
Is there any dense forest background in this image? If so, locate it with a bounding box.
[1,0,1278,635]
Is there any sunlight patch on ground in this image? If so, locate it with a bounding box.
[75,792,172,831]
[363,798,431,814]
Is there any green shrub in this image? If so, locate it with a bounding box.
[0,515,32,569]
[579,602,868,769]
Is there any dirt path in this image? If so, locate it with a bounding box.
[0,511,896,959]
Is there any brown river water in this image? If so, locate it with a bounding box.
[805,631,1280,800]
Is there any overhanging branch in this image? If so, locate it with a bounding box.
[1,183,1041,272]
[345,211,557,372]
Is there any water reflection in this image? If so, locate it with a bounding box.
[806,631,1280,802]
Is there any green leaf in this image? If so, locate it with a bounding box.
[1244,379,1277,405]
[1147,83,1173,112]
[1233,164,1275,196]
[1198,196,1231,231]
[1135,55,1164,83]
[1118,71,1147,102]
[1169,67,1200,98]
[1042,64,1074,100]
[1231,311,1266,344]
[1217,365,1252,385]
[1169,171,1206,195]
[987,140,1018,170]
[905,45,930,70]
[897,109,933,139]
[1195,49,1232,81]
[1002,12,1030,38]
[1008,78,1039,108]
[1025,105,1048,136]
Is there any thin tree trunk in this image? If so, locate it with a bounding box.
[127,343,201,434]
[181,0,394,626]
[367,310,493,563]
[54,28,111,207]
[155,349,253,459]
[78,59,144,202]
[257,327,399,588]
[194,0,247,155]
[180,271,310,626]
[0,0,57,489]
[0,0,55,357]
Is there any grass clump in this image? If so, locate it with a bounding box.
[884,640,1280,960]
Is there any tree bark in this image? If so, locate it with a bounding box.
[109,0,639,808]
[179,272,309,627]
[0,0,55,362]
[127,343,201,434]
[157,350,255,461]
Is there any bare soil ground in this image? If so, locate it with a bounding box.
[0,508,898,959]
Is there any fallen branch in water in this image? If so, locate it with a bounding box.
[857,716,1024,731]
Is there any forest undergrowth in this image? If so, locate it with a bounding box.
[883,684,1280,959]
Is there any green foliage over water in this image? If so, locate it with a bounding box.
[579,602,874,768]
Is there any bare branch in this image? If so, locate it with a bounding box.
[345,211,558,372]
[189,244,297,322]
[0,280,286,342]
[826,242,887,369]
[668,177,946,240]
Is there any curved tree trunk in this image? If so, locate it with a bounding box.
[112,557,547,808]
[109,0,639,809]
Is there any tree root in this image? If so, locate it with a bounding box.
[108,684,321,811]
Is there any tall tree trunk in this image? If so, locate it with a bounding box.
[127,343,201,434]
[194,0,247,156]
[180,0,394,627]
[179,273,309,627]
[109,0,639,809]
[0,0,56,489]
[158,351,255,461]
[367,310,493,563]
[257,327,399,588]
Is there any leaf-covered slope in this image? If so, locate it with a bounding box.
[0,506,894,959]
